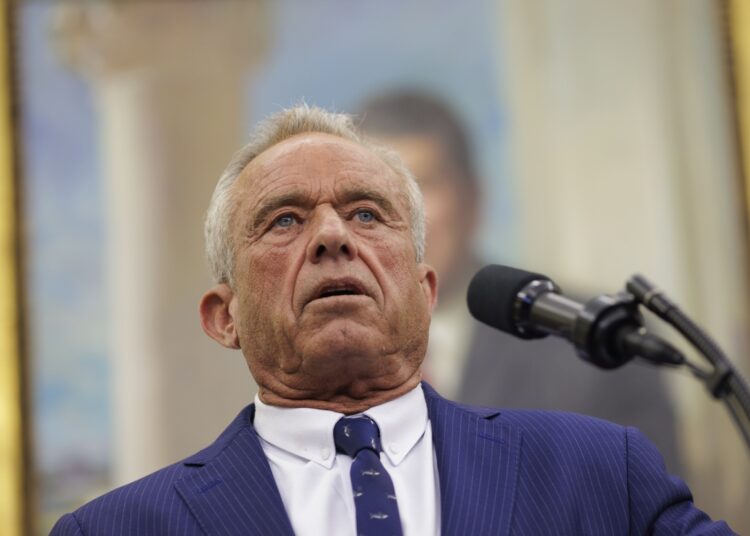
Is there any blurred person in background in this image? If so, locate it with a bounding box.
[359,90,682,471]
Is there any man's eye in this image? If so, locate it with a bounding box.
[274,214,297,228]
[355,209,375,223]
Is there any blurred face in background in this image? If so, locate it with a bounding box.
[381,133,478,299]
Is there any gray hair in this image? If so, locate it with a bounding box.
[205,103,426,286]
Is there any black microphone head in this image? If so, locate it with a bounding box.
[467,264,550,338]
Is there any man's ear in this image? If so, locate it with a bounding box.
[199,283,241,349]
[419,264,439,313]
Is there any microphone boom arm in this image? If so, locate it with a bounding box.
[627,275,750,453]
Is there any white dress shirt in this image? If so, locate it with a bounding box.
[253,385,441,535]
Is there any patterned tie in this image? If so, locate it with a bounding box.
[333,415,403,536]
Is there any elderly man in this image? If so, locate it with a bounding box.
[52,105,732,535]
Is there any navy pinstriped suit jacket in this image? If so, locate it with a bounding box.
[51,383,733,535]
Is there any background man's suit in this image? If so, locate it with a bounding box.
[458,322,682,471]
[51,384,729,535]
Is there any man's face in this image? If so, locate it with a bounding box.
[222,133,436,406]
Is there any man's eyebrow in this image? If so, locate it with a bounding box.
[252,192,312,229]
[338,188,399,216]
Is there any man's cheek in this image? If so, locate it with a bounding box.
[246,253,286,295]
[375,235,414,268]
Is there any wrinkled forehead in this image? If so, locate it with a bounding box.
[236,132,410,209]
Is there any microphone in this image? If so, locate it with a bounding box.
[467,264,684,369]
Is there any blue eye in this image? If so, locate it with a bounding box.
[356,210,375,223]
[274,214,297,228]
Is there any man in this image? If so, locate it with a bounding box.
[52,105,732,535]
[358,91,682,471]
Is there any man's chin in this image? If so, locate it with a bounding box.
[298,299,381,334]
[293,318,393,369]
[303,320,379,351]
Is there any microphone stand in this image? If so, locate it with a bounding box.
[626,275,750,453]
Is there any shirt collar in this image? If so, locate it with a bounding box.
[253,384,429,469]
[362,385,428,466]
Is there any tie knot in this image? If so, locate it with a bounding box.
[333,415,382,458]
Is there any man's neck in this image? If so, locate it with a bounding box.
[256,372,423,415]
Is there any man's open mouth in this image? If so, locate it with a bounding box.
[311,280,367,302]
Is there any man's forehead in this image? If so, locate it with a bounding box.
[248,132,386,176]
[237,132,403,200]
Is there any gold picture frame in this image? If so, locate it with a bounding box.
[0,0,25,534]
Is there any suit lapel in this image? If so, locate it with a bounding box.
[424,383,522,536]
[174,406,294,536]
[172,391,521,535]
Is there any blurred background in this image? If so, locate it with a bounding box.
[2,0,750,534]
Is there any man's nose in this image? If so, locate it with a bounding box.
[306,207,357,263]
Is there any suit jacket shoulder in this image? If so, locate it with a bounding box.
[50,406,295,536]
[422,383,734,535]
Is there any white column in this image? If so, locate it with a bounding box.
[51,1,270,484]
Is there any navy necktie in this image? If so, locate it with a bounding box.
[333,415,403,536]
